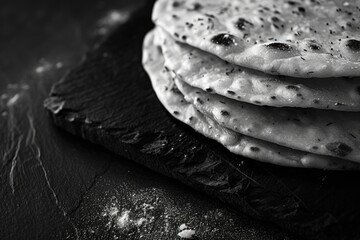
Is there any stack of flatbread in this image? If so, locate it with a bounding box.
[142,0,360,170]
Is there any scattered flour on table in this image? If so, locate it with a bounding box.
[101,188,201,239]
[97,187,271,239]
[35,59,53,74]
[102,199,155,231]
[97,10,130,35]
[34,59,63,74]
[136,217,147,227]
[55,62,63,69]
[116,210,130,228]
[6,94,21,107]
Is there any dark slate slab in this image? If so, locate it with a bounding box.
[44,2,360,239]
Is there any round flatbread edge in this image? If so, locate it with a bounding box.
[142,29,360,170]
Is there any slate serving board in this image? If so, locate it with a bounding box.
[44,1,360,239]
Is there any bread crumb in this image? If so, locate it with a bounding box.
[178,229,196,239]
[179,223,188,230]
[178,224,195,239]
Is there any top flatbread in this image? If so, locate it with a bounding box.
[153,0,360,78]
[156,27,360,111]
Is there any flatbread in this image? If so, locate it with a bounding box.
[155,27,360,112]
[142,29,360,170]
[173,76,360,162]
[153,0,360,78]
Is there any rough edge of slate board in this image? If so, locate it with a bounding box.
[44,2,360,240]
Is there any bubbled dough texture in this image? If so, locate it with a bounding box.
[175,78,360,162]
[156,27,360,111]
[142,29,360,170]
[153,0,360,78]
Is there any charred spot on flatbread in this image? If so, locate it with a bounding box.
[235,18,254,31]
[266,43,292,51]
[326,142,353,157]
[345,39,360,52]
[211,34,236,46]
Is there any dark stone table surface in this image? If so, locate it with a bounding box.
[0,0,294,239]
